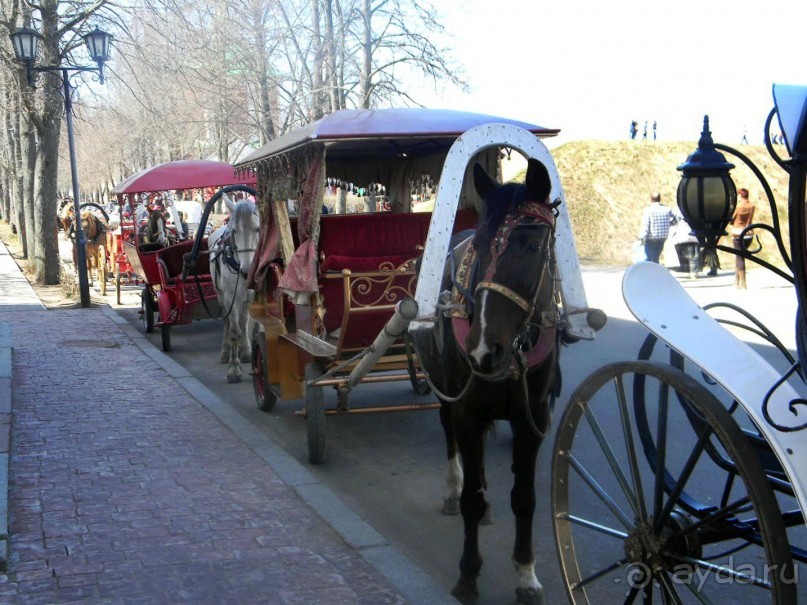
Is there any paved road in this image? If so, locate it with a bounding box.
[106,264,801,605]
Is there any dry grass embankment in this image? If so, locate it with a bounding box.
[546,140,791,267]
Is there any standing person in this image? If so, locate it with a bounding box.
[638,192,676,263]
[731,187,756,289]
[629,120,638,140]
[652,120,657,140]
[643,121,648,140]
[671,206,701,274]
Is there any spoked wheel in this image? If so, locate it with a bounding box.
[252,336,277,412]
[405,334,430,395]
[305,360,327,464]
[552,361,796,605]
[637,331,790,488]
[161,323,171,352]
[141,287,155,333]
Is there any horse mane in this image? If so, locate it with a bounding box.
[474,182,528,253]
[229,199,255,226]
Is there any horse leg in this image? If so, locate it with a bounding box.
[452,420,488,602]
[440,402,462,515]
[510,405,548,605]
[226,304,244,383]
[237,298,253,363]
[220,315,231,364]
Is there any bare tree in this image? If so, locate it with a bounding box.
[0,0,118,283]
[352,0,466,108]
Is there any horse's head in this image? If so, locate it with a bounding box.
[464,158,557,379]
[223,196,260,278]
[144,209,168,247]
[80,211,100,241]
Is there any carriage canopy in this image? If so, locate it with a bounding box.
[112,159,256,195]
[237,108,559,300]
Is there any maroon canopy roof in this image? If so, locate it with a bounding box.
[237,108,559,168]
[112,160,256,195]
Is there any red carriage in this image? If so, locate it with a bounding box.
[112,160,256,351]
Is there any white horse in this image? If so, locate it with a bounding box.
[209,195,261,382]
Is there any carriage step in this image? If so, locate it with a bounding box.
[281,330,337,358]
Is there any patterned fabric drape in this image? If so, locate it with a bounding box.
[246,189,279,293]
[278,148,326,303]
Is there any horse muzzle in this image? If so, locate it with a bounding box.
[466,335,514,381]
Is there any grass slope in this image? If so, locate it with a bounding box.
[543,140,791,267]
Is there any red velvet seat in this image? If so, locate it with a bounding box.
[316,210,477,348]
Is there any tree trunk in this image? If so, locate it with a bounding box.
[360,0,373,109]
[311,0,326,120]
[21,110,37,260]
[33,5,67,285]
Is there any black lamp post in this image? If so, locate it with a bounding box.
[9,24,113,308]
[676,87,807,431]
[676,116,737,250]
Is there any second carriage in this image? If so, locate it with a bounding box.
[112,160,256,351]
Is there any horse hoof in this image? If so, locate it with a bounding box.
[451,579,479,603]
[239,352,251,363]
[442,496,460,515]
[226,374,242,383]
[481,503,494,525]
[515,587,545,605]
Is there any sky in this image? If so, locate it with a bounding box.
[417,0,807,148]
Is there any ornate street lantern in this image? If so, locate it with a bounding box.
[676,116,737,248]
[9,26,41,63]
[82,27,112,83]
[7,24,113,308]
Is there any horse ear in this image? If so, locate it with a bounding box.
[224,195,237,214]
[473,163,496,199]
[525,158,551,203]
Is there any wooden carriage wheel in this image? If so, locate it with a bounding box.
[141,287,155,333]
[305,361,327,464]
[552,361,796,604]
[252,337,277,412]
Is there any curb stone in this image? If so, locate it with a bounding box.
[0,321,11,571]
[99,304,456,605]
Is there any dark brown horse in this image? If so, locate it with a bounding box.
[413,158,561,604]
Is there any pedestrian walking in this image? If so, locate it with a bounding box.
[638,191,676,263]
[731,187,756,289]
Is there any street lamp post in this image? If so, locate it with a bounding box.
[676,85,807,431]
[8,25,113,308]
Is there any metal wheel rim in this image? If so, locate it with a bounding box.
[552,360,796,605]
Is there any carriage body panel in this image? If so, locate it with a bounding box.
[623,261,807,515]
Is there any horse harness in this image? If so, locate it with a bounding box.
[210,225,256,279]
[70,214,107,244]
[450,199,561,378]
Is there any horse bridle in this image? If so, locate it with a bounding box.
[474,199,559,364]
[213,224,258,279]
